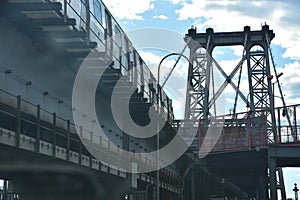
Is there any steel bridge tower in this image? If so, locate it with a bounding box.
[185,25,277,146]
[184,25,287,199]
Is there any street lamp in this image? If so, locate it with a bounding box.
[269,72,295,143]
[294,183,299,200]
[269,73,289,116]
[246,93,251,108]
[156,52,190,200]
[271,72,283,103]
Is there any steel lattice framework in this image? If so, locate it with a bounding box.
[247,48,277,143]
[184,25,277,142]
[184,25,291,200]
[184,48,208,121]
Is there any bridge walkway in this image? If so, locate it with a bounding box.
[197,105,300,199]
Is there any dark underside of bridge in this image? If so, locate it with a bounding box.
[202,149,268,198]
[0,143,133,200]
[199,145,300,199]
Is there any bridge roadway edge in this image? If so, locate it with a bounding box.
[0,142,133,200]
[201,148,269,197]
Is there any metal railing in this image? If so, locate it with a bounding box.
[0,88,182,193]
[0,191,21,200]
[198,104,300,153]
[0,88,150,170]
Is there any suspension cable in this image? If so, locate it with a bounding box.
[161,38,191,88]
[265,33,294,137]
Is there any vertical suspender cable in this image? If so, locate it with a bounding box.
[265,33,294,138]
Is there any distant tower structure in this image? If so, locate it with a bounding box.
[294,183,299,200]
[184,25,277,147]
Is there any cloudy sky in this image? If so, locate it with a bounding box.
[102,0,300,113]
[102,0,300,197]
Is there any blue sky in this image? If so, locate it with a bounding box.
[101,0,300,198]
[102,0,300,115]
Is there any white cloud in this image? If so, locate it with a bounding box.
[213,50,225,55]
[102,0,155,20]
[153,15,169,20]
[138,50,188,80]
[230,46,245,58]
[169,0,188,4]
[176,0,300,109]
[173,0,300,112]
[175,0,300,60]
[280,61,300,105]
[283,44,300,60]
[138,50,188,118]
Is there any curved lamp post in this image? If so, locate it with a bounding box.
[156,52,190,200]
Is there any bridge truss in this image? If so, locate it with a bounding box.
[184,25,297,200]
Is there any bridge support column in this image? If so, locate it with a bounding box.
[66,120,70,161]
[278,168,287,200]
[36,105,41,153]
[79,126,83,164]
[52,113,57,157]
[15,95,21,148]
[268,147,286,200]
[256,175,268,200]
[268,154,277,200]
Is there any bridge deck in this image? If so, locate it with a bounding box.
[0,94,187,200]
[198,105,300,154]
